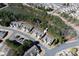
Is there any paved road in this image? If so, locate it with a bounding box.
[0,26,79,56]
[46,12,79,55]
[45,38,79,56]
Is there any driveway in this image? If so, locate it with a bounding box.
[0,26,79,56]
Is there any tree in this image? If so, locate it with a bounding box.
[15,45,24,55]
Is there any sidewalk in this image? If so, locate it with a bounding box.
[0,28,13,42]
[8,27,54,49]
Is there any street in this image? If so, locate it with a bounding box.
[0,26,79,56]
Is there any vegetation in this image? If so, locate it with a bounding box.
[27,3,54,11]
[5,39,33,56]
[61,12,70,19]
[36,6,54,11]
[60,12,79,25]
[0,4,76,45]
[6,39,21,48]
[70,48,78,56]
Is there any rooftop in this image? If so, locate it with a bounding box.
[0,31,8,39]
[24,45,41,56]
